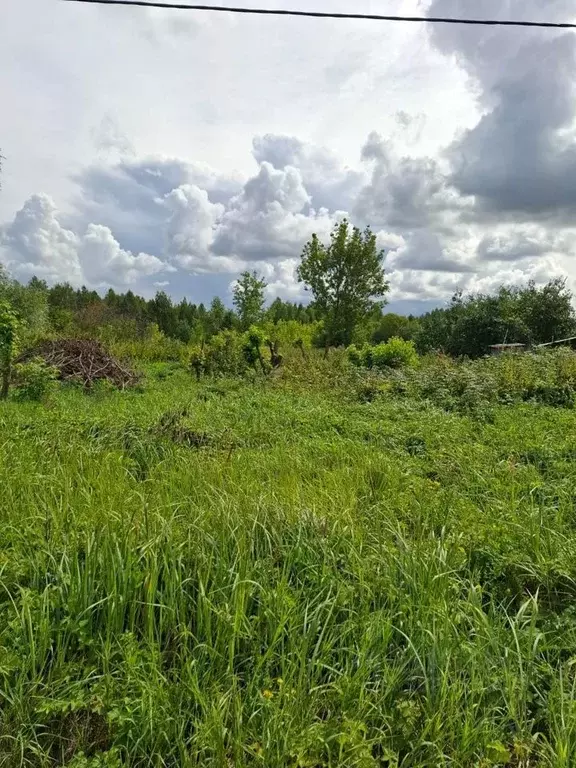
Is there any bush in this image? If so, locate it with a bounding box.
[192,327,288,379]
[347,344,364,368]
[110,324,188,363]
[13,358,58,402]
[348,338,418,371]
[371,337,418,370]
[261,320,322,350]
[201,331,248,377]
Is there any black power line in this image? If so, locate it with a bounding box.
[62,0,576,30]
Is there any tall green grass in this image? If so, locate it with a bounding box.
[2,366,576,765]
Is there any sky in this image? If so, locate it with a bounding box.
[2,0,576,314]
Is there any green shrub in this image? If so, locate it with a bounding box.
[348,338,418,371]
[347,344,363,368]
[192,327,284,379]
[371,337,418,370]
[261,320,323,350]
[524,383,575,408]
[202,331,248,377]
[13,357,58,402]
[110,324,187,363]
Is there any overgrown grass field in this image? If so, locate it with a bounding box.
[3,357,576,766]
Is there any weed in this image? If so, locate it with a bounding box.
[2,359,576,765]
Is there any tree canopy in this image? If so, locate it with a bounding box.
[416,280,576,358]
[233,271,267,330]
[297,220,389,347]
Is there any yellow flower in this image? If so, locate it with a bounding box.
[262,689,274,700]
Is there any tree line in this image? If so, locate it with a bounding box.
[1,219,575,359]
[5,273,317,345]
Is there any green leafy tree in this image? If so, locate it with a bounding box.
[207,296,227,337]
[48,282,78,312]
[0,269,49,345]
[297,220,389,347]
[416,280,575,358]
[0,301,18,400]
[148,291,178,339]
[233,271,267,330]
[173,320,191,344]
[516,278,575,344]
[372,313,420,344]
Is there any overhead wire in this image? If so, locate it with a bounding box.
[61,0,576,30]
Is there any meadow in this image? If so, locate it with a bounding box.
[2,352,576,767]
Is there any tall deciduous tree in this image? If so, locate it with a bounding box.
[233,271,267,330]
[297,220,389,347]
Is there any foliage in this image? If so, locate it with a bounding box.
[41,276,316,346]
[516,277,576,343]
[372,338,419,370]
[1,267,572,370]
[193,327,283,378]
[3,366,576,764]
[242,325,270,373]
[417,280,576,358]
[0,270,49,346]
[200,329,249,377]
[233,271,267,330]
[206,296,235,336]
[348,338,418,371]
[110,324,188,363]
[297,219,389,347]
[347,343,364,368]
[13,357,58,401]
[266,297,318,324]
[371,312,421,344]
[372,349,576,416]
[0,300,18,400]
[261,319,322,351]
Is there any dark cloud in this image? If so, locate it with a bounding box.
[356,132,469,232]
[391,230,474,273]
[428,0,576,219]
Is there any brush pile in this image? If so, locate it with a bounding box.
[17,339,138,389]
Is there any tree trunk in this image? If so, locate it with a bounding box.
[266,340,283,368]
[295,340,308,361]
